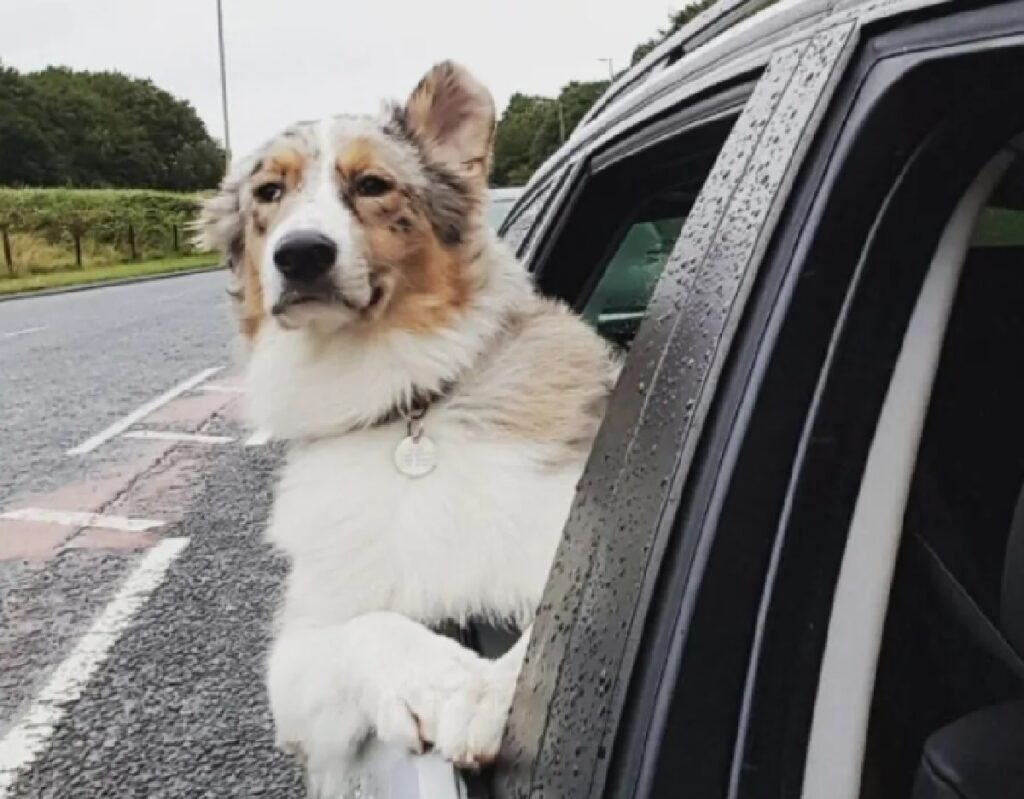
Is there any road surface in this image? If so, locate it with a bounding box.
[0,273,305,796]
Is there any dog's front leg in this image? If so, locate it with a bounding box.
[268,611,511,792]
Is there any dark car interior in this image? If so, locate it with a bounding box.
[861,152,1024,799]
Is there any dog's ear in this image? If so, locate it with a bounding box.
[192,155,254,261]
[192,156,255,327]
[403,61,495,185]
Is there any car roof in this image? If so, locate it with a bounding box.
[522,0,953,194]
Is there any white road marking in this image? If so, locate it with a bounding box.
[0,326,47,340]
[197,384,244,394]
[122,430,234,444]
[0,508,165,533]
[244,429,272,447]
[66,366,223,456]
[0,537,189,795]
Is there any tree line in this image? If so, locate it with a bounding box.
[0,64,224,191]
[491,1,717,187]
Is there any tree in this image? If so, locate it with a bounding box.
[0,65,224,190]
[492,94,550,187]
[631,0,718,65]
[0,64,62,186]
[491,81,610,188]
[491,3,727,187]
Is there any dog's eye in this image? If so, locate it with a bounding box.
[354,176,393,197]
[254,182,284,203]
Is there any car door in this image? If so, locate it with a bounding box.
[751,7,1024,799]
[526,3,1024,799]
[490,9,863,798]
[490,1,1024,797]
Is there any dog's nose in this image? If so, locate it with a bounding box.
[273,232,337,282]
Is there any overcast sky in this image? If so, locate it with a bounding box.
[2,0,676,159]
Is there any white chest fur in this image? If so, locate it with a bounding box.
[268,413,581,629]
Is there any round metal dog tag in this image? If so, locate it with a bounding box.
[394,434,437,477]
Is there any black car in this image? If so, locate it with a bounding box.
[487,1,1024,798]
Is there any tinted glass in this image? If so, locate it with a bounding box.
[582,216,684,345]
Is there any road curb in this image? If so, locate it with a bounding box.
[0,263,224,303]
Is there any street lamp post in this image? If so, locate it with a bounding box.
[554,98,566,142]
[216,0,232,164]
[598,57,614,81]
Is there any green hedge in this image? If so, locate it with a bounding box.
[0,188,209,272]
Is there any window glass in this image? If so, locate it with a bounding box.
[582,215,684,345]
[533,112,739,351]
[972,207,1024,246]
[972,158,1024,246]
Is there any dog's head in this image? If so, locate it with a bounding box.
[195,62,495,339]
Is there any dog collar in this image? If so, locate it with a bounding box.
[372,386,443,429]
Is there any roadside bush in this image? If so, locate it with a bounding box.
[0,188,206,275]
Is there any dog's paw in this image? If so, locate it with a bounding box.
[375,657,515,770]
[270,613,517,779]
[357,625,517,769]
[371,639,487,755]
[433,663,515,769]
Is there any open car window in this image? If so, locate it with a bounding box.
[582,211,684,346]
[530,92,747,352]
[724,14,1024,798]
[858,144,1024,799]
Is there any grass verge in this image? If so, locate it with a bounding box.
[0,254,219,297]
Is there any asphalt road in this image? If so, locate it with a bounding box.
[0,271,231,507]
[0,273,305,796]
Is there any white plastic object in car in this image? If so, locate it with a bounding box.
[336,741,469,799]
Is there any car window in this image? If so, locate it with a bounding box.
[531,105,742,351]
[499,174,564,256]
[721,21,1024,798]
[862,148,1024,799]
[972,161,1024,246]
[581,214,684,345]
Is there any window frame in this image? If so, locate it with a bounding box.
[497,165,572,259]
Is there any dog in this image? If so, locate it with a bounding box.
[196,61,618,794]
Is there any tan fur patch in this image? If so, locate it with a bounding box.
[337,138,472,334]
[405,71,442,138]
[234,147,310,339]
[371,232,471,333]
[336,137,377,178]
[238,234,266,340]
[404,62,495,181]
[264,149,308,187]
[448,300,620,462]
